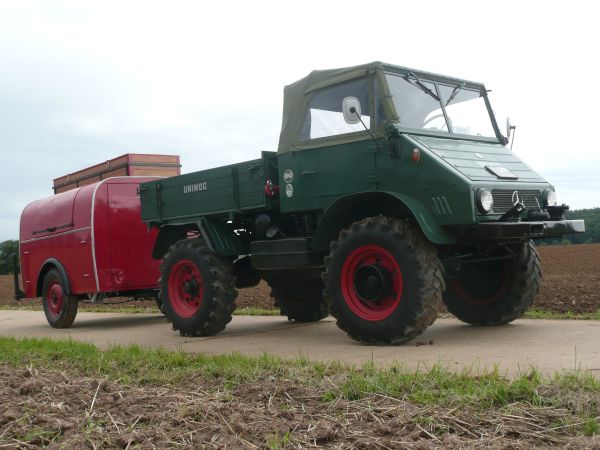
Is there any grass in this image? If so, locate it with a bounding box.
[4,303,600,319]
[0,336,598,410]
[0,304,156,313]
[0,304,280,315]
[234,307,278,316]
[523,309,600,320]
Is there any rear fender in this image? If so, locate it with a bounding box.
[311,191,456,251]
[152,218,245,259]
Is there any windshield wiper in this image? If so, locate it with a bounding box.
[444,82,466,106]
[404,72,439,101]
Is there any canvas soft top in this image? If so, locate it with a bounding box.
[277,61,485,154]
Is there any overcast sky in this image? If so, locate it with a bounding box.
[1,0,598,241]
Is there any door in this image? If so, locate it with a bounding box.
[279,77,378,213]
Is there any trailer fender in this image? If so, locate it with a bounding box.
[152,219,245,259]
[311,191,456,251]
[36,258,71,297]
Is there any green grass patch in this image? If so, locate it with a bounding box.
[0,305,279,315]
[0,336,334,386]
[0,305,39,311]
[234,307,278,316]
[524,309,600,320]
[0,304,157,313]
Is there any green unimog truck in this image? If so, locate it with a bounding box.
[140,61,585,344]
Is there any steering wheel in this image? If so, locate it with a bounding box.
[423,114,448,130]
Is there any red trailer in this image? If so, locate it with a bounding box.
[19,177,161,328]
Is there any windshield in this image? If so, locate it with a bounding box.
[385,73,497,139]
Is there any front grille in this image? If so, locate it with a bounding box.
[491,189,541,214]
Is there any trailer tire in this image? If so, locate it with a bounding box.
[443,240,542,325]
[268,275,328,322]
[323,217,444,345]
[154,291,166,315]
[42,269,78,328]
[159,239,237,336]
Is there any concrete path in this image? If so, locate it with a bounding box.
[1,310,599,376]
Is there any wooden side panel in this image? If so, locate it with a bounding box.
[53,153,181,194]
[129,167,180,177]
[54,168,129,193]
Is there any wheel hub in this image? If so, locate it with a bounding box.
[354,264,392,303]
[183,280,200,297]
[46,282,63,316]
[168,260,204,318]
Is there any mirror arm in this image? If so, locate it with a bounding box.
[350,107,382,152]
[509,125,517,150]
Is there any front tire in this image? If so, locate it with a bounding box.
[160,239,237,336]
[323,217,444,345]
[42,269,78,328]
[443,240,542,325]
[268,274,328,322]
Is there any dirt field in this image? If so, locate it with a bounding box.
[2,243,599,313]
[1,363,599,449]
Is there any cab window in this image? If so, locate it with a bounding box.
[300,78,370,140]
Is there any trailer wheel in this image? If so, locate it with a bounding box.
[323,217,444,345]
[42,269,78,328]
[268,275,328,322]
[443,240,542,325]
[160,239,237,336]
[154,291,166,315]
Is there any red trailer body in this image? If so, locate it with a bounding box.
[19,177,160,303]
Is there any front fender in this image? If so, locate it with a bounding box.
[311,191,456,251]
[382,191,456,245]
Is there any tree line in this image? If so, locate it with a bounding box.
[540,207,600,245]
[0,240,19,275]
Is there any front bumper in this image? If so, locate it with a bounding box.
[466,219,585,240]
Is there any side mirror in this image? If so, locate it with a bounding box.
[506,117,517,149]
[506,117,516,139]
[342,96,361,124]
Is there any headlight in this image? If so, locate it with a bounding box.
[476,189,493,214]
[543,189,557,207]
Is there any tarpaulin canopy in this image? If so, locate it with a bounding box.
[276,61,484,154]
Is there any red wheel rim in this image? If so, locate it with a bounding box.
[168,259,203,318]
[46,281,63,317]
[340,245,403,321]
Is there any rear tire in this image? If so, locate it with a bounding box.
[443,240,542,325]
[268,275,328,322]
[159,239,237,336]
[323,217,444,345]
[42,269,78,328]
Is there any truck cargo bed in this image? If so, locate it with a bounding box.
[140,152,278,223]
